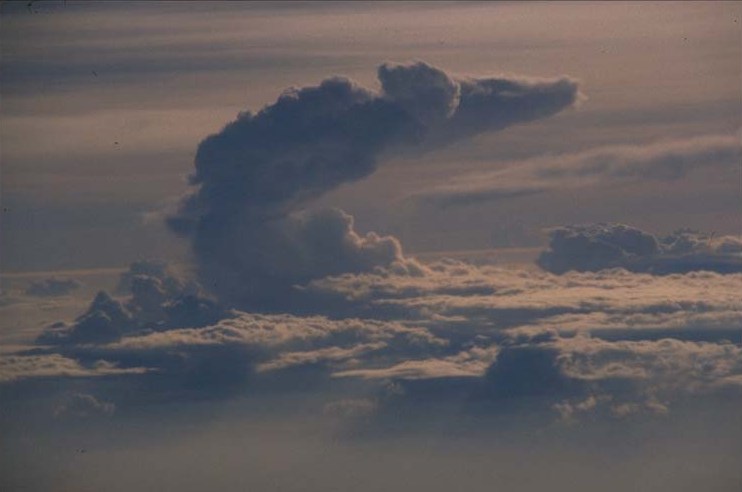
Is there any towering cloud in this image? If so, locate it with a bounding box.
[167,61,580,309]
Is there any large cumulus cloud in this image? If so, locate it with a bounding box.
[171,61,579,230]
[193,208,427,311]
[167,61,580,310]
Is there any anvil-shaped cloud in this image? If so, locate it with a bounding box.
[167,61,580,310]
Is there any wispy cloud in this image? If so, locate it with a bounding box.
[414,134,742,208]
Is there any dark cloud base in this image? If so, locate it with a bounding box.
[538,223,742,274]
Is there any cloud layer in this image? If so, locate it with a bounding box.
[25,277,82,297]
[4,257,739,423]
[415,134,742,207]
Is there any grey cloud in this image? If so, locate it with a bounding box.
[257,343,388,373]
[416,134,742,208]
[323,398,377,420]
[553,336,742,391]
[439,76,581,143]
[109,312,446,355]
[167,61,579,310]
[378,61,460,125]
[25,277,82,297]
[36,261,229,346]
[53,392,115,419]
[662,228,742,255]
[479,344,586,404]
[304,260,742,343]
[334,346,499,380]
[116,259,190,295]
[172,61,579,230]
[538,223,742,274]
[5,259,742,421]
[8,311,449,397]
[467,332,742,419]
[537,223,660,274]
[37,291,134,345]
[416,186,544,209]
[195,208,427,311]
[0,353,147,383]
[367,331,742,423]
[533,134,741,181]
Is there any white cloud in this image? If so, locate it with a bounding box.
[0,353,148,383]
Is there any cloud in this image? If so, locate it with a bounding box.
[25,277,82,297]
[365,330,742,422]
[10,310,448,395]
[334,346,499,380]
[418,332,742,421]
[6,49,738,422]
[323,398,377,419]
[171,61,579,230]
[11,255,738,418]
[108,312,445,355]
[53,393,115,419]
[416,186,545,208]
[193,208,428,311]
[415,134,742,208]
[552,336,742,391]
[537,223,742,274]
[303,259,742,343]
[0,353,147,383]
[377,61,461,125]
[482,339,582,399]
[166,61,579,310]
[37,291,134,345]
[116,259,190,295]
[37,262,229,346]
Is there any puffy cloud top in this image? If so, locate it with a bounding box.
[378,61,461,123]
[165,61,580,310]
[538,223,742,274]
[171,61,578,232]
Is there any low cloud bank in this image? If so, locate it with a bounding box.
[2,257,738,424]
[538,223,742,274]
[37,261,228,346]
[25,277,82,297]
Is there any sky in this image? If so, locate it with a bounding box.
[1,2,741,491]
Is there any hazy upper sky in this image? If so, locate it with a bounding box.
[1,3,741,492]
[2,0,740,270]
